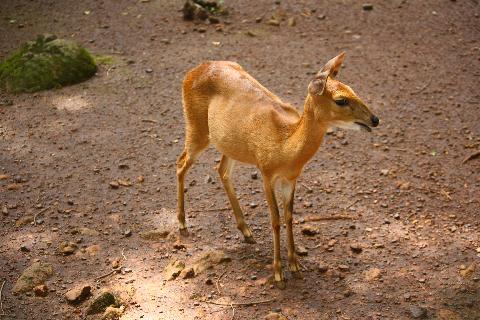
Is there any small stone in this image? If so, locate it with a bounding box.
[58,242,78,255]
[1,206,8,215]
[318,265,329,273]
[267,18,280,26]
[249,202,258,209]
[205,175,213,184]
[301,225,319,236]
[145,68,153,73]
[180,266,195,279]
[124,229,132,237]
[350,243,363,253]
[164,260,185,280]
[205,278,213,285]
[409,305,427,319]
[250,275,257,280]
[459,263,476,278]
[362,4,374,11]
[173,242,186,250]
[109,181,119,189]
[20,245,30,252]
[13,262,54,294]
[251,172,258,179]
[364,268,382,281]
[192,250,231,275]
[338,265,350,271]
[15,215,34,227]
[65,284,92,304]
[394,213,400,220]
[287,17,296,27]
[33,284,48,297]
[67,199,74,205]
[296,246,308,256]
[317,14,326,20]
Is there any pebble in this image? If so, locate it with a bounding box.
[145,68,153,73]
[409,305,427,319]
[350,243,363,253]
[124,229,132,237]
[362,4,374,11]
[338,264,350,271]
[249,202,258,208]
[318,264,329,273]
[296,246,308,256]
[301,225,319,236]
[251,171,258,179]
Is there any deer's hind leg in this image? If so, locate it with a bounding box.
[217,155,255,244]
[176,130,209,236]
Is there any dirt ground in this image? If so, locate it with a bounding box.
[1,0,479,319]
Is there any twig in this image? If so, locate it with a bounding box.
[215,269,228,295]
[95,269,117,282]
[344,199,359,210]
[462,150,480,164]
[141,119,158,124]
[33,206,50,225]
[411,75,432,94]
[230,302,235,320]
[0,280,6,316]
[189,207,230,213]
[304,215,354,222]
[199,298,275,307]
[121,248,127,260]
[301,183,312,192]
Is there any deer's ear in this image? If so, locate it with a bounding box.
[308,71,328,96]
[319,52,345,78]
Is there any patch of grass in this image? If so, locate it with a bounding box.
[94,54,117,66]
[0,34,97,93]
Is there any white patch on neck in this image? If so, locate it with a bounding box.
[331,121,361,131]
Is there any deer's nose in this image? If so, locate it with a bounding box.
[371,115,379,127]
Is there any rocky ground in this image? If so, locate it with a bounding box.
[0,0,479,319]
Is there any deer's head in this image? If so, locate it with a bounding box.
[307,52,379,132]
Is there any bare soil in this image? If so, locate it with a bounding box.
[0,1,479,319]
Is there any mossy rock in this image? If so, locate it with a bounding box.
[0,34,97,93]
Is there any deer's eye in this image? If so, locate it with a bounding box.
[335,98,348,106]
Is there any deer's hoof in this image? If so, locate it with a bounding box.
[179,228,189,237]
[244,235,256,244]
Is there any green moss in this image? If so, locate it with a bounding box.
[94,54,117,66]
[0,34,97,93]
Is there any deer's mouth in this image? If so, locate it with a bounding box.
[355,122,372,132]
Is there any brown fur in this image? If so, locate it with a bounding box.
[176,53,378,287]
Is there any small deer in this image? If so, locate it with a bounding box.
[176,53,379,288]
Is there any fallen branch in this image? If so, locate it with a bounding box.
[199,298,275,307]
[216,269,228,296]
[462,150,480,164]
[0,280,5,316]
[95,269,117,282]
[33,206,50,225]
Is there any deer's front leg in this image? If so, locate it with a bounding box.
[280,179,301,276]
[262,176,285,288]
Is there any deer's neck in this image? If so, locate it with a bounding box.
[287,95,328,169]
